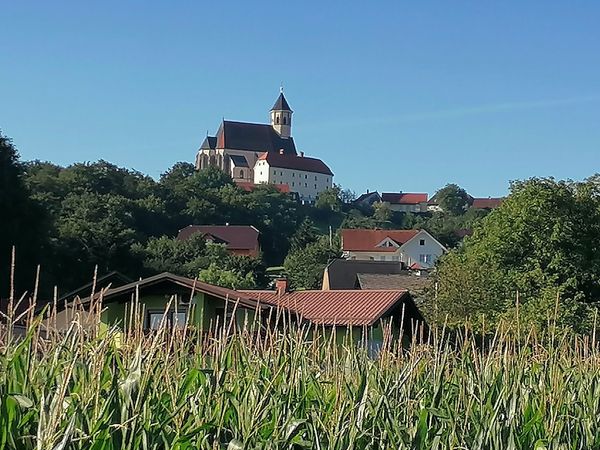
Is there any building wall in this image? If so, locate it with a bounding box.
[388,203,428,213]
[343,232,445,268]
[254,159,332,203]
[196,148,255,182]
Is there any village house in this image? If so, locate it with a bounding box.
[340,228,446,268]
[195,90,332,203]
[177,225,260,257]
[381,193,429,213]
[253,151,333,204]
[42,273,427,347]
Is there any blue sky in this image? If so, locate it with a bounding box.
[2,1,599,197]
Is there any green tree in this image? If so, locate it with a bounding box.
[433,183,471,215]
[373,201,392,223]
[431,176,600,333]
[0,133,45,296]
[284,237,340,289]
[315,185,342,212]
[198,263,256,289]
[290,218,320,251]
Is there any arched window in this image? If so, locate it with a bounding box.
[209,155,216,166]
[283,116,287,125]
[239,169,244,179]
[276,116,280,124]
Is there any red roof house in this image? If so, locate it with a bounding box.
[381,192,429,213]
[177,225,260,257]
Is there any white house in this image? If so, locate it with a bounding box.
[380,193,429,213]
[340,228,446,269]
[254,151,333,203]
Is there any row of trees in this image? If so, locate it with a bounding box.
[13,130,599,334]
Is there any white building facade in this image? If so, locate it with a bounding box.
[254,151,333,203]
[341,229,446,269]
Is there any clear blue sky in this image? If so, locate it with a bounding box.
[2,1,599,197]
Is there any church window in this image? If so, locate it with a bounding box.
[314,184,317,189]
[305,174,307,179]
[305,183,307,187]
[276,116,280,125]
[283,116,287,125]
[239,170,244,179]
[315,176,317,180]
[292,182,295,187]
[292,173,295,177]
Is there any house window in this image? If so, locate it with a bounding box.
[292,182,295,187]
[305,183,307,187]
[392,256,399,261]
[305,174,308,179]
[369,256,374,260]
[147,310,187,330]
[314,184,317,189]
[419,239,425,246]
[315,176,317,180]
[292,173,295,177]
[379,256,386,261]
[419,254,432,264]
[239,169,244,179]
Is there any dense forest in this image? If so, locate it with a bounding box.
[0,131,488,299]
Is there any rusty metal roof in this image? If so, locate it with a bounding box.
[239,289,423,326]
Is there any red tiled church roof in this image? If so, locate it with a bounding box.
[341,229,420,252]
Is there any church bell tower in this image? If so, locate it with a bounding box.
[270,88,293,138]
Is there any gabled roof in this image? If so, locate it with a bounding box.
[354,191,382,205]
[323,259,404,290]
[58,271,132,303]
[216,121,297,154]
[177,225,259,251]
[239,289,424,326]
[270,92,292,112]
[258,152,333,176]
[381,193,428,205]
[341,229,420,252]
[199,136,217,150]
[91,272,261,310]
[471,197,503,209]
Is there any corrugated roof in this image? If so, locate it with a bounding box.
[239,289,421,326]
[341,229,420,252]
[258,152,333,176]
[216,121,297,154]
[381,193,428,205]
[177,225,259,250]
[89,272,262,309]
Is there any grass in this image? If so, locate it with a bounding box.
[2,289,600,449]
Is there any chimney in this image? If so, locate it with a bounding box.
[300,151,304,157]
[275,278,289,296]
[279,149,284,155]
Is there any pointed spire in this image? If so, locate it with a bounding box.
[271,91,292,112]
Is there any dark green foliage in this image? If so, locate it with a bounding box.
[433,183,472,215]
[0,133,45,297]
[284,236,340,289]
[431,176,600,332]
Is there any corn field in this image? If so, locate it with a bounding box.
[2,299,600,449]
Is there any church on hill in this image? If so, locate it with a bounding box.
[195,90,333,203]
